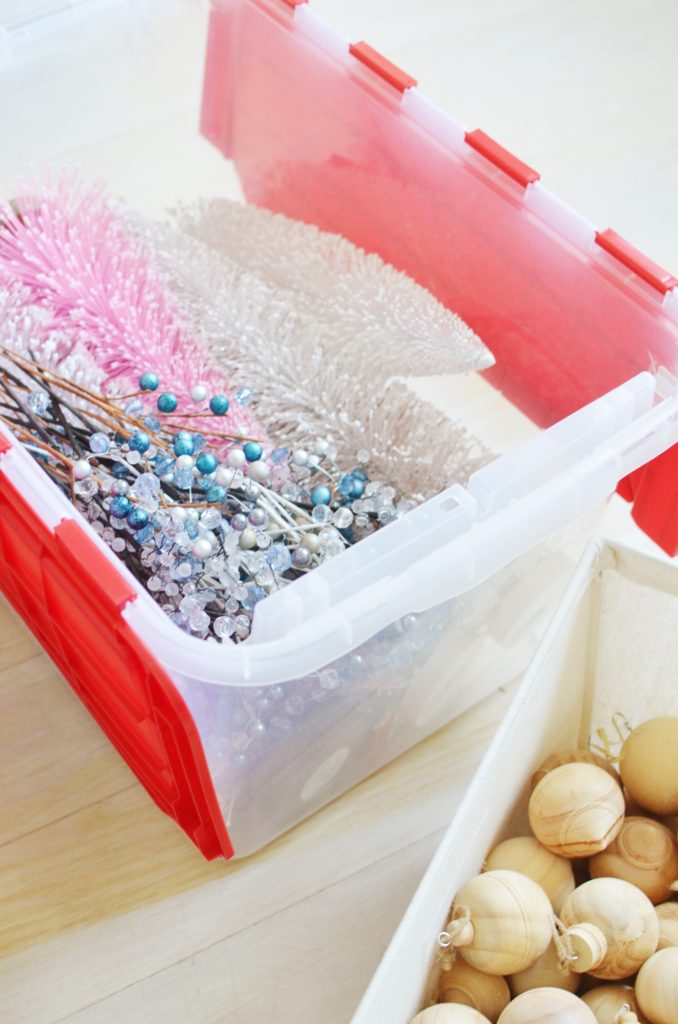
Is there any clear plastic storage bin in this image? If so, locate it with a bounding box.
[0,0,676,858]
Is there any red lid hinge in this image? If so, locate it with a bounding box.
[595,229,678,295]
[280,0,308,7]
[465,129,540,189]
[349,41,417,94]
[0,433,12,455]
[55,518,137,613]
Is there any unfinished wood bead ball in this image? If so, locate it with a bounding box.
[635,948,678,1024]
[485,837,575,913]
[620,718,678,817]
[439,959,511,1022]
[581,985,644,1024]
[559,878,659,979]
[589,817,678,904]
[497,987,597,1023]
[655,902,678,950]
[532,750,621,790]
[412,1006,492,1024]
[529,763,625,858]
[442,871,553,976]
[508,941,580,997]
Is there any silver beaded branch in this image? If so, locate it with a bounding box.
[134,199,495,501]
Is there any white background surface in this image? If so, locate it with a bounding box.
[0,2,676,1021]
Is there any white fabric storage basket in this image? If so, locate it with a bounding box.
[353,537,678,1023]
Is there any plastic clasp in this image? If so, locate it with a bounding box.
[348,41,417,94]
[595,229,678,295]
[465,129,540,188]
[54,518,136,614]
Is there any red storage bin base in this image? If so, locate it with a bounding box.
[0,453,233,859]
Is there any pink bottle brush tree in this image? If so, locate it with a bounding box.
[0,174,265,446]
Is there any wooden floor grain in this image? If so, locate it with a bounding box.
[0,594,517,1024]
[0,1,676,1021]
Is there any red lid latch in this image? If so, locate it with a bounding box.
[595,228,678,295]
[349,41,417,94]
[465,129,540,189]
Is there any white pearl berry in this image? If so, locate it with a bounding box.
[73,459,91,479]
[175,454,195,471]
[248,460,269,481]
[191,538,212,560]
[301,532,320,553]
[191,384,208,402]
[291,448,309,466]
[215,466,235,488]
[227,449,246,469]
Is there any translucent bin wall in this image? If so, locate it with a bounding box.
[0,0,676,858]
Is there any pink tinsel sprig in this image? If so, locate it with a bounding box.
[0,174,265,445]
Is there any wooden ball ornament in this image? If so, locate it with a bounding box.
[620,718,678,817]
[660,814,678,834]
[508,940,580,997]
[441,870,553,976]
[411,1006,492,1024]
[635,947,678,1024]
[496,987,597,1023]
[532,750,621,790]
[439,959,510,1022]
[528,763,625,858]
[559,878,659,979]
[581,985,644,1024]
[655,902,678,950]
[485,837,575,913]
[589,817,678,904]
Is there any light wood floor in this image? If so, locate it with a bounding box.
[0,1,676,1021]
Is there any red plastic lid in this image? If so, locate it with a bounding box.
[202,0,678,552]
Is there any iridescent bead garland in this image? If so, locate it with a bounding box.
[0,346,418,643]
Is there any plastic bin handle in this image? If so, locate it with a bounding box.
[466,371,657,515]
[405,393,678,613]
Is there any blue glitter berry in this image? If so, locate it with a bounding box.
[157,392,178,413]
[351,468,368,482]
[129,431,150,453]
[134,523,154,545]
[196,452,218,475]
[311,485,332,506]
[243,441,263,462]
[109,495,131,519]
[350,477,365,498]
[127,507,149,530]
[138,371,159,392]
[209,394,230,416]
[173,434,195,457]
[338,473,358,497]
[206,484,226,504]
